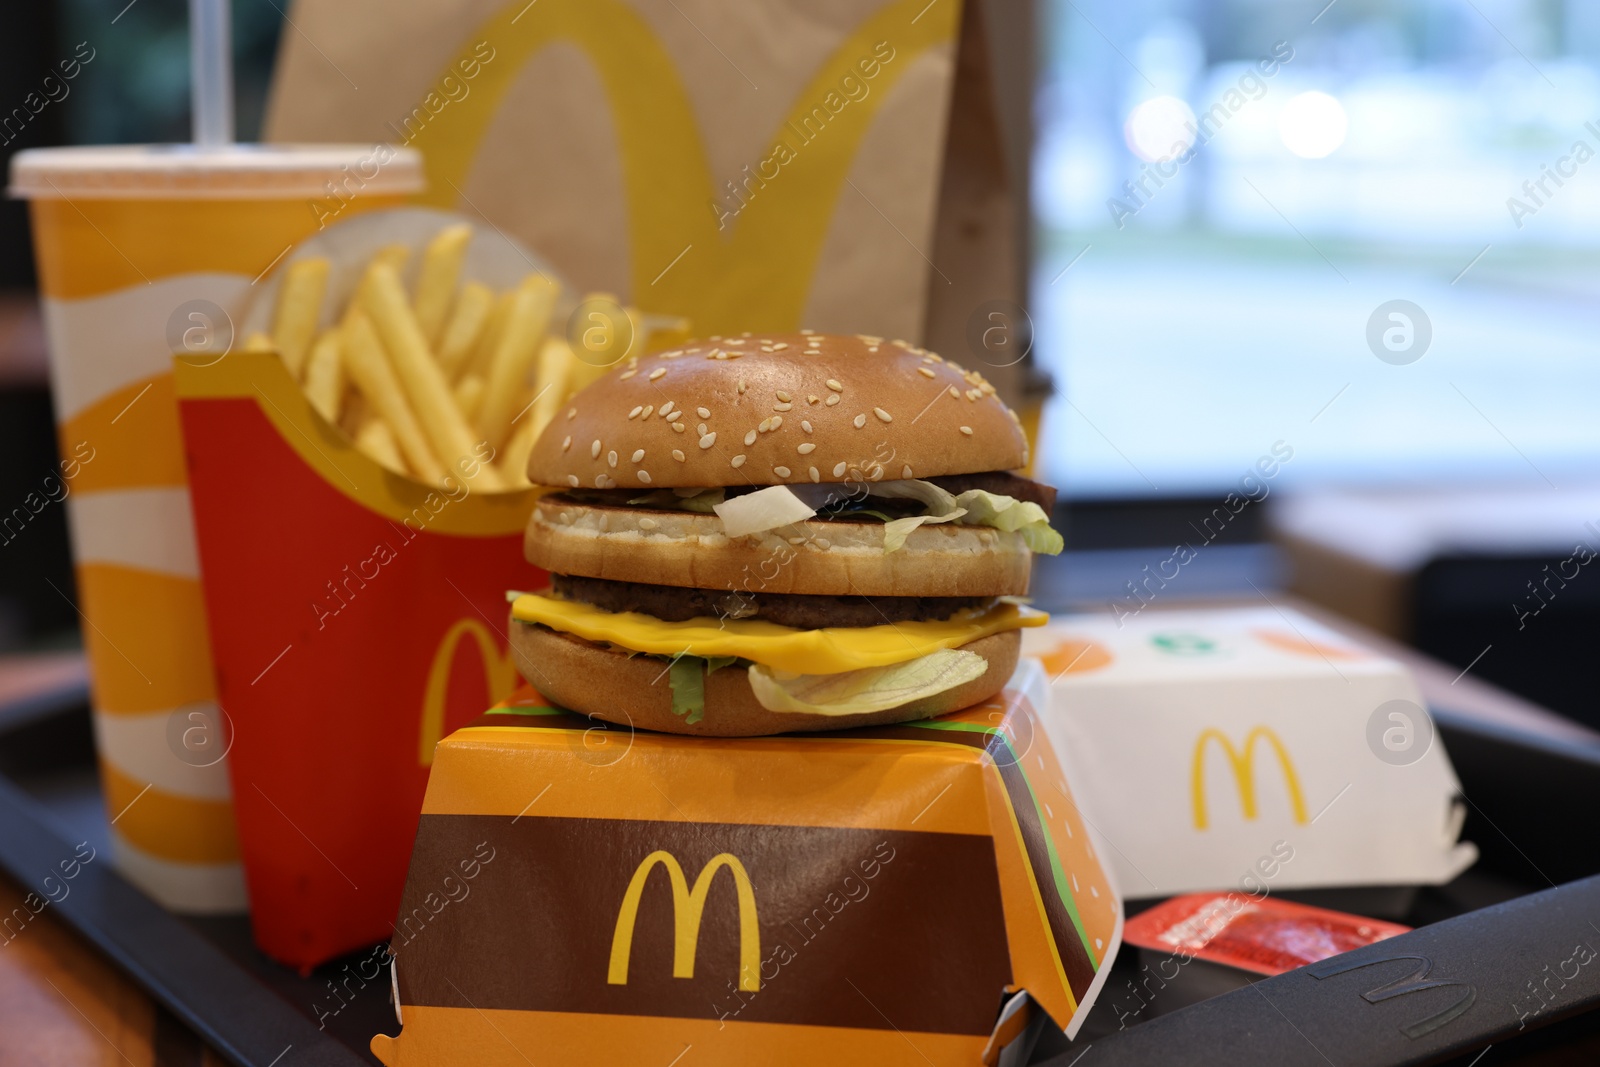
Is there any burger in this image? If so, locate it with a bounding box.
[508,332,1062,736]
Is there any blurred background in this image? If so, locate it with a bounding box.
[3,0,1598,724]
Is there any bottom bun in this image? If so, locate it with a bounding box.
[508,622,1021,737]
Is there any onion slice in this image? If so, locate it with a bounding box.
[712,484,818,537]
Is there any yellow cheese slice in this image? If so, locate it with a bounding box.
[510,593,1047,675]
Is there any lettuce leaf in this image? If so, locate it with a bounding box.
[666,654,740,723]
[952,489,1064,555]
[746,649,988,716]
[881,510,966,553]
[712,484,817,536]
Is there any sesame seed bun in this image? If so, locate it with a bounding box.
[526,494,1032,596]
[509,624,1021,737]
[526,332,1027,491]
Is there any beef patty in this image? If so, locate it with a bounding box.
[550,573,994,629]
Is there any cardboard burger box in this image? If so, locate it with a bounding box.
[373,659,1121,1066]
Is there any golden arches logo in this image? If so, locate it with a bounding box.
[608,851,760,993]
[1190,727,1309,831]
[411,0,959,333]
[417,617,520,765]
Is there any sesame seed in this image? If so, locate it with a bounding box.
[727,338,744,345]
[917,367,936,378]
[672,422,686,433]
[770,415,783,430]
[776,390,791,402]
[902,465,914,479]
[697,422,708,436]
[745,430,757,446]
[620,370,637,380]
[567,474,580,487]
[672,449,686,462]
[591,440,602,459]
[639,517,658,530]
[737,380,747,394]
[815,537,831,549]
[567,408,577,420]
[959,426,973,436]
[826,379,843,392]
[825,395,840,406]
[649,368,667,381]
[632,449,645,463]
[832,461,847,477]
[628,405,643,419]
[808,395,819,404]
[638,470,652,483]
[800,328,814,334]
[562,435,572,451]
[809,467,820,482]
[699,432,717,449]
[659,400,675,415]
[798,442,816,454]
[967,389,981,401]
[641,405,654,419]
[697,406,711,419]
[758,418,772,433]
[774,465,792,478]
[594,474,608,487]
[773,402,792,412]
[949,386,960,399]
[772,342,789,350]
[801,420,813,433]
[607,450,618,468]
[788,536,805,545]
[853,413,867,428]
[731,454,746,468]
[874,407,892,423]
[666,411,683,422]
[867,346,879,353]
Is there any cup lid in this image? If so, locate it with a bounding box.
[8,143,426,200]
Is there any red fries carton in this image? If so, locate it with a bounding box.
[176,349,540,969]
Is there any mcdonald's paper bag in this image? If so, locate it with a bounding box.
[371,659,1121,1066]
[264,0,1026,399]
[1022,608,1477,900]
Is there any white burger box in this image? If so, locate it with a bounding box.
[1021,606,1477,901]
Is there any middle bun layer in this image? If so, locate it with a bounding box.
[525,495,1032,597]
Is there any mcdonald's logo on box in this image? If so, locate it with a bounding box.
[1024,607,1477,897]
[372,660,1125,1067]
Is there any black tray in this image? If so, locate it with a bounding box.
[2,677,1598,1065]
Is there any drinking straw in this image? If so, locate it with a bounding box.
[189,0,234,146]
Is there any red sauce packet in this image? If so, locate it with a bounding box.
[1124,893,1411,977]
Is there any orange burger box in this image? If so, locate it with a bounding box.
[373,658,1122,1066]
[175,347,540,969]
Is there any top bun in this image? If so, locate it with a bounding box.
[527,332,1027,490]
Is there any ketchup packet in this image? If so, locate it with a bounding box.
[1124,893,1410,977]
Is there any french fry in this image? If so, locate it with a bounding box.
[500,408,542,488]
[302,329,345,424]
[477,275,559,449]
[355,418,407,475]
[527,336,575,442]
[453,374,486,424]
[373,243,411,275]
[436,281,494,381]
[357,262,503,490]
[272,257,329,378]
[466,291,515,382]
[413,224,472,346]
[342,310,446,484]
